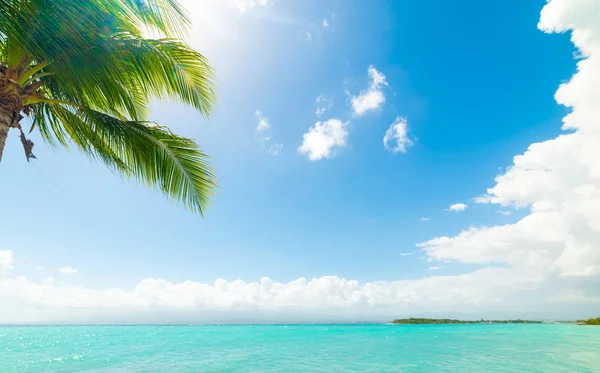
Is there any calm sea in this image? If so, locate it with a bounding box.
[1,324,599,372]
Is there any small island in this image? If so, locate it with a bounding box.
[392,318,543,325]
[577,317,600,326]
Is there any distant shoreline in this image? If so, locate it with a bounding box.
[577,317,600,326]
[392,318,547,325]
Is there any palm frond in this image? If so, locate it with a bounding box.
[35,103,217,215]
[106,36,216,116]
[39,35,215,120]
[1,0,218,215]
[118,0,191,36]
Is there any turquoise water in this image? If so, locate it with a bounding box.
[1,324,600,372]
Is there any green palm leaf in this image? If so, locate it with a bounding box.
[0,0,218,215]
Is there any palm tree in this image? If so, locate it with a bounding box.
[0,0,217,214]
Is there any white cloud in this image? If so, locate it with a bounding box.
[446,203,468,212]
[498,210,512,216]
[59,266,79,275]
[420,217,431,222]
[255,110,270,134]
[298,119,349,161]
[0,250,13,272]
[315,95,334,117]
[0,269,596,324]
[225,0,273,12]
[400,252,414,257]
[268,143,283,156]
[255,111,282,156]
[428,266,442,271]
[383,117,413,153]
[351,66,388,116]
[419,0,600,301]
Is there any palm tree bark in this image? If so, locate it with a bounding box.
[0,109,12,162]
[1,67,28,162]
[0,67,17,162]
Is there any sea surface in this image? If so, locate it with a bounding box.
[1,324,600,372]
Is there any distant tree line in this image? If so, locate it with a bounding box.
[577,317,600,325]
[391,318,543,325]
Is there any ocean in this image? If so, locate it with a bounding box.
[2,324,599,372]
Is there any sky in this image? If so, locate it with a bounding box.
[0,0,599,323]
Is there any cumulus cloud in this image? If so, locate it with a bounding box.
[351,66,388,116]
[268,143,283,156]
[315,95,334,117]
[255,111,282,156]
[59,266,79,275]
[0,250,13,272]
[419,0,600,301]
[0,270,596,324]
[446,203,468,212]
[384,117,413,153]
[298,119,349,161]
[255,110,270,134]
[323,19,330,28]
[268,144,283,156]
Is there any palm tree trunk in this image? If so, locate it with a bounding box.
[0,66,17,162]
[0,108,11,162]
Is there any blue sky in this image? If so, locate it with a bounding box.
[2,0,599,323]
